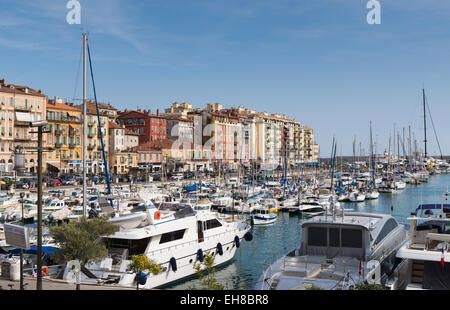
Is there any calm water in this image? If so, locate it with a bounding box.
[169,173,450,290]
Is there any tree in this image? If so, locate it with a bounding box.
[49,216,116,290]
[128,255,162,290]
[192,252,224,290]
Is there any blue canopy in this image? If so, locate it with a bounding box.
[9,246,59,263]
[416,204,450,212]
[185,184,200,191]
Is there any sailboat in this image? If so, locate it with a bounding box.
[366,121,379,199]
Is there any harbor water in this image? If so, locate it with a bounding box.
[169,173,450,290]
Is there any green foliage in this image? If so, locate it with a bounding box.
[192,252,224,290]
[128,255,161,290]
[304,284,324,290]
[351,282,383,290]
[49,216,116,266]
[128,255,162,275]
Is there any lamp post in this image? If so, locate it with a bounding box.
[29,120,48,290]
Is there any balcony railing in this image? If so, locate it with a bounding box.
[87,144,95,150]
[55,142,63,148]
[69,143,77,148]
[15,106,31,112]
[54,129,63,135]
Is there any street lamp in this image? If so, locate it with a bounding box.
[29,119,49,290]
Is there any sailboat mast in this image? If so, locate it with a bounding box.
[423,88,428,159]
[82,33,87,217]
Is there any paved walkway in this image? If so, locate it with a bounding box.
[0,275,135,290]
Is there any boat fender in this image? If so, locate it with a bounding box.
[217,243,223,256]
[154,211,161,220]
[135,272,147,285]
[197,249,204,262]
[244,231,253,242]
[234,236,240,248]
[170,257,177,272]
[42,266,49,277]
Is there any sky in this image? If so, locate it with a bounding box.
[1,0,450,157]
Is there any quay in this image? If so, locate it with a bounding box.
[0,275,135,290]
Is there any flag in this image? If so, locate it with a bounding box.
[359,256,363,278]
[441,248,445,268]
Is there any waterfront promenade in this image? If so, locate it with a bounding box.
[0,275,134,290]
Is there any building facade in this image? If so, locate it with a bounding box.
[0,79,46,174]
[46,98,82,174]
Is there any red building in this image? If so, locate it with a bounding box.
[116,110,167,145]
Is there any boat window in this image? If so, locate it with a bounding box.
[329,227,340,247]
[205,219,222,230]
[374,219,398,245]
[160,229,185,244]
[105,237,151,258]
[341,228,362,248]
[308,227,327,247]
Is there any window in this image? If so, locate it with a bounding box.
[204,219,222,230]
[8,112,12,121]
[159,229,185,244]
[329,227,340,247]
[1,96,4,105]
[341,228,362,248]
[9,97,13,107]
[308,227,327,247]
[375,219,398,245]
[8,127,12,137]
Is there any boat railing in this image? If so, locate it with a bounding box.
[146,231,237,257]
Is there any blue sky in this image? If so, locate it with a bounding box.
[1,0,450,157]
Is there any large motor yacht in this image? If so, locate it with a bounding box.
[61,202,252,289]
[256,211,408,290]
[396,202,450,290]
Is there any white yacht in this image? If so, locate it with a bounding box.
[61,202,252,289]
[252,207,277,225]
[256,212,408,290]
[348,190,366,202]
[396,203,450,290]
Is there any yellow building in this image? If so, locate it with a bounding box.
[46,98,82,174]
[0,79,47,174]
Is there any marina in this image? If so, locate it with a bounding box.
[2,163,450,290]
[1,1,450,294]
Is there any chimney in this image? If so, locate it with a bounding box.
[0,79,5,86]
[157,109,159,116]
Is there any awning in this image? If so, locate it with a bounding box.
[47,163,60,173]
[9,246,59,263]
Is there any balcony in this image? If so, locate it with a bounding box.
[87,144,95,150]
[14,119,29,127]
[54,129,63,135]
[88,121,95,127]
[68,129,77,136]
[88,132,95,138]
[14,137,29,142]
[69,143,77,148]
[15,106,31,112]
[55,142,63,148]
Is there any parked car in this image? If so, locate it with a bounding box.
[46,179,61,187]
[171,173,184,181]
[62,178,77,185]
[14,180,30,189]
[152,174,161,182]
